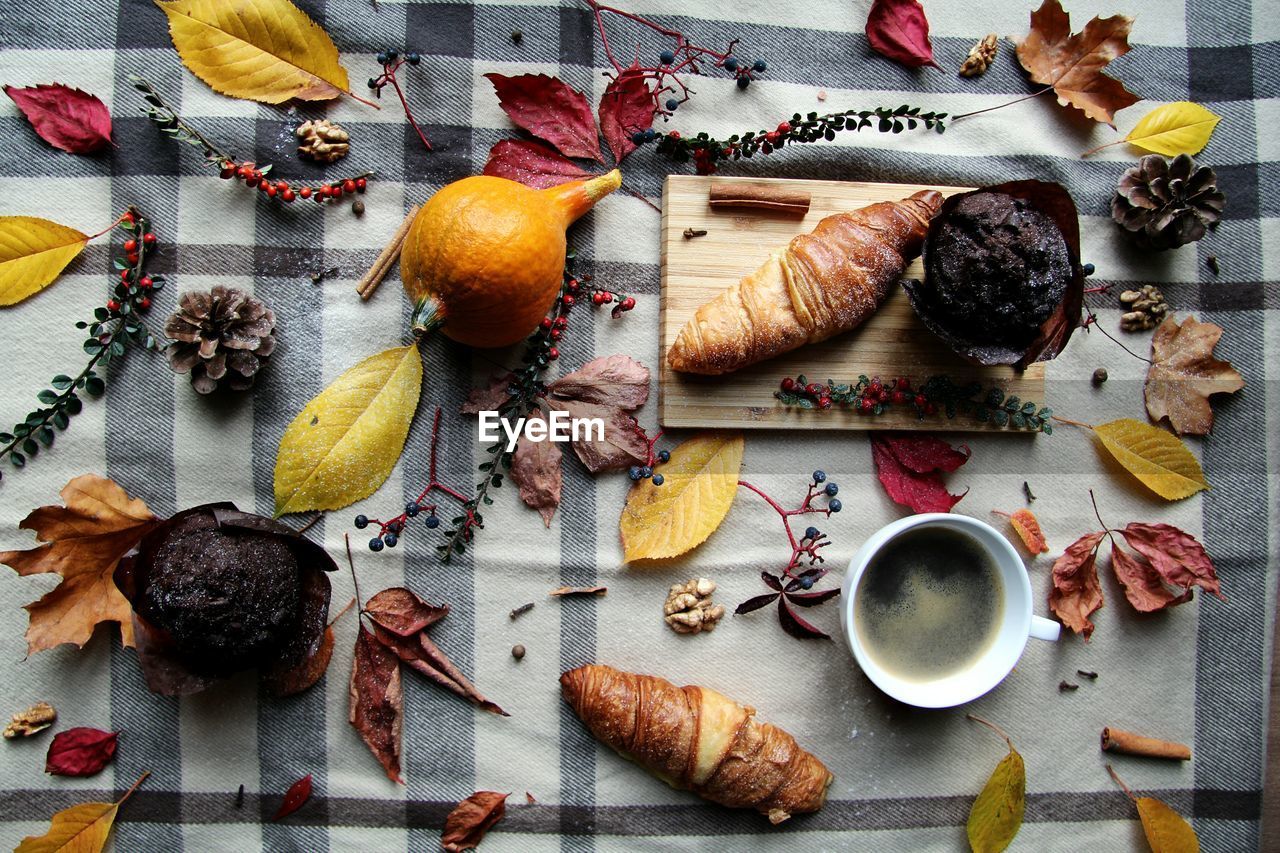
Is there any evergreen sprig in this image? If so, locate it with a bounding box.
[131,75,236,168]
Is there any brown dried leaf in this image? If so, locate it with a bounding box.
[510,410,563,527]
[1144,315,1244,435]
[547,354,651,410]
[371,625,507,717]
[348,624,403,784]
[1110,542,1193,613]
[442,791,509,853]
[1120,522,1223,601]
[0,475,160,654]
[549,586,607,597]
[364,587,449,637]
[1048,531,1106,639]
[1015,0,1140,126]
[546,398,648,473]
[460,374,514,414]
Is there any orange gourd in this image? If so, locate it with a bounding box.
[401,169,621,348]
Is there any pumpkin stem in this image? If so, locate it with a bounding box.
[411,297,444,338]
[544,169,622,225]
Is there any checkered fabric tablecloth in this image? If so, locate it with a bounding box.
[0,0,1275,850]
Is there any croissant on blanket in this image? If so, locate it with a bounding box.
[560,664,833,823]
[667,190,944,375]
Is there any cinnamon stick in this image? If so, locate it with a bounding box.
[1100,727,1191,761]
[709,182,810,215]
[549,586,607,597]
[356,204,420,300]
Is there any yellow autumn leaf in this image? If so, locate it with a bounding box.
[155,0,362,105]
[17,771,148,853]
[1093,419,1208,501]
[0,216,88,307]
[966,717,1025,853]
[619,432,743,562]
[274,344,423,516]
[1136,796,1200,852]
[1125,102,1220,156]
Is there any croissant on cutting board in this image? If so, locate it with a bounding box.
[667,190,944,375]
[560,664,833,823]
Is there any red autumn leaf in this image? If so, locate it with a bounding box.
[598,66,655,164]
[547,354,650,410]
[483,139,595,190]
[1048,531,1106,638]
[870,434,969,513]
[5,83,113,154]
[441,790,509,852]
[348,624,404,784]
[865,0,939,69]
[273,774,313,821]
[510,409,563,528]
[45,727,118,777]
[484,73,603,162]
[999,508,1049,554]
[363,586,449,637]
[777,597,831,640]
[1119,522,1224,600]
[1110,542,1193,613]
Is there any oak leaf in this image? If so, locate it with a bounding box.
[1092,418,1208,501]
[510,410,563,528]
[598,66,655,163]
[1048,531,1106,639]
[274,344,423,516]
[1015,0,1140,126]
[0,215,89,307]
[870,434,970,513]
[1123,101,1221,157]
[155,0,357,105]
[0,474,160,654]
[966,718,1025,853]
[15,771,148,853]
[485,74,603,162]
[482,139,594,190]
[1144,315,1243,436]
[45,727,118,777]
[441,791,509,853]
[619,432,743,562]
[865,0,939,69]
[5,84,112,154]
[348,624,404,784]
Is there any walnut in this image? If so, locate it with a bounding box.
[1119,285,1168,332]
[4,701,56,738]
[959,34,999,78]
[296,119,350,164]
[663,578,724,635]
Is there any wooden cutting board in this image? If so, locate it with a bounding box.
[658,175,1047,432]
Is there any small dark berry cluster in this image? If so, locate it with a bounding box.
[367,48,432,151]
[640,105,946,175]
[217,162,369,205]
[628,448,670,487]
[776,373,1054,433]
[2,208,166,477]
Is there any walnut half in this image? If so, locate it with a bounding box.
[663,578,725,635]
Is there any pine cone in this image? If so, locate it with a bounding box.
[165,287,277,394]
[1111,154,1225,250]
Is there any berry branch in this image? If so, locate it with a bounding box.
[365,49,432,152]
[1,208,167,479]
[733,471,843,640]
[131,75,373,207]
[637,105,946,174]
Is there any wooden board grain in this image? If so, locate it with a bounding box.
[658,175,1047,432]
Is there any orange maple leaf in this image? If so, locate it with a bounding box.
[1145,315,1244,436]
[1015,0,1141,126]
[1,474,159,655]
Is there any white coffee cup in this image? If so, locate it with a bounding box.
[840,513,1060,708]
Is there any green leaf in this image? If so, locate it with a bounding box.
[51,375,73,390]
[52,411,69,430]
[37,426,53,446]
[22,438,38,456]
[36,389,59,405]
[11,453,24,468]
[85,376,105,396]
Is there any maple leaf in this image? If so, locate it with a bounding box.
[1048,531,1106,639]
[598,66,655,163]
[1015,0,1140,126]
[870,434,970,514]
[1,474,160,654]
[1144,315,1244,435]
[485,73,603,161]
[482,139,594,190]
[5,84,113,154]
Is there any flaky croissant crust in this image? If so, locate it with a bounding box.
[561,664,833,823]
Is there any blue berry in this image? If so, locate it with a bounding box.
[753,59,767,72]
[657,450,670,463]
[665,98,679,111]
[804,526,820,540]
[354,514,369,529]
[828,499,842,513]
[369,537,384,552]
[659,49,676,64]
[629,466,643,481]
[425,515,440,529]
[367,77,379,89]
[800,576,815,589]
[652,474,665,486]
[385,50,399,62]
[631,131,647,144]
[405,502,420,517]
[813,470,826,483]
[723,57,738,71]
[406,51,421,65]
[384,532,399,548]
[644,128,658,141]
[1082,263,1096,276]
[825,483,839,497]
[375,51,388,64]
[736,76,751,90]
[640,466,653,478]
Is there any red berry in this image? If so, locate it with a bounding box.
[765,131,779,144]
[897,377,911,391]
[126,252,140,264]
[266,185,278,197]
[245,175,259,188]
[620,297,636,310]
[315,192,326,204]
[805,383,823,397]
[548,346,560,360]
[924,402,937,416]
[299,186,313,199]
[282,189,296,202]
[540,317,552,330]
[220,165,236,179]
[914,394,927,408]
[818,396,832,409]
[777,121,791,133]
[342,179,357,194]
[562,294,576,306]
[106,299,120,311]
[123,239,138,252]
[892,391,907,405]
[120,269,131,281]
[236,166,251,179]
[143,232,157,245]
[669,130,681,139]
[550,328,562,340]
[567,278,579,292]
[139,296,151,311]
[139,277,153,289]
[781,377,797,392]
[356,178,367,192]
[860,397,874,413]
[878,390,889,403]
[554,317,568,329]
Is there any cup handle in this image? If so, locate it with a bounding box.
[1029,615,1061,642]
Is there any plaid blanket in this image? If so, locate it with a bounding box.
[0,0,1272,850]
